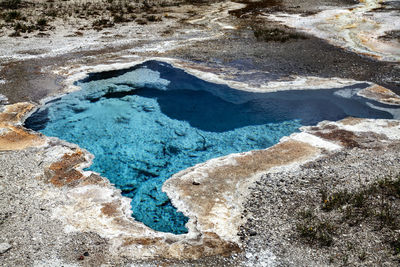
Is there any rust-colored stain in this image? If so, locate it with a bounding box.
[47,151,85,187]
[340,117,364,126]
[0,102,44,150]
[369,85,393,94]
[357,50,382,61]
[101,202,120,217]
[209,140,317,182]
[386,121,400,127]
[359,85,400,105]
[202,232,240,256]
[0,102,35,124]
[168,232,240,259]
[78,173,107,186]
[123,237,163,246]
[314,129,360,148]
[0,125,44,150]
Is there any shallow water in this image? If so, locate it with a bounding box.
[25,61,396,234]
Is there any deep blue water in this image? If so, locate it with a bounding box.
[25,61,396,234]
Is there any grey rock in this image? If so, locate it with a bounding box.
[0,243,12,254]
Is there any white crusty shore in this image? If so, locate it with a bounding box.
[56,56,400,107]
[266,0,400,62]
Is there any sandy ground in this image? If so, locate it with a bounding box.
[0,0,400,266]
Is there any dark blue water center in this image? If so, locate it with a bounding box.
[25,61,396,234]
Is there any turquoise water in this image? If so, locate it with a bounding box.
[25,61,394,234]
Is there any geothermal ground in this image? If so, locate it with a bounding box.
[0,0,400,266]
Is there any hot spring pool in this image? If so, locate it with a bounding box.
[25,61,396,234]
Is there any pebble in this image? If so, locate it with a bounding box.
[0,243,12,254]
[248,230,257,236]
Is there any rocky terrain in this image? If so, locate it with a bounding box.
[0,0,399,266]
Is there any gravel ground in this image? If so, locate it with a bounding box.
[0,147,116,266]
[241,142,400,266]
[164,19,400,95]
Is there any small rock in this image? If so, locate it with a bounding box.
[83,251,89,256]
[146,14,162,22]
[0,243,12,254]
[192,181,200,185]
[248,230,257,236]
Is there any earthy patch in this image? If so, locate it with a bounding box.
[122,237,163,246]
[122,234,239,260]
[340,117,364,126]
[162,232,241,260]
[46,150,85,187]
[212,140,318,180]
[387,121,400,127]
[101,201,120,217]
[202,232,241,256]
[310,124,339,131]
[78,173,108,186]
[308,121,392,150]
[0,102,44,150]
[184,233,240,258]
[0,102,35,124]
[314,129,360,148]
[0,125,44,150]
[358,85,400,105]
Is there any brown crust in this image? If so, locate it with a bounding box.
[314,129,360,148]
[0,103,45,150]
[47,151,85,187]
